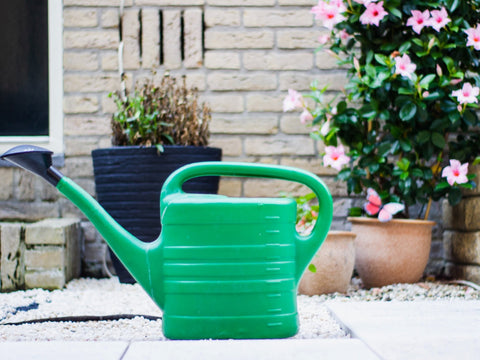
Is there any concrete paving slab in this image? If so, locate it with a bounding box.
[326,301,480,360]
[0,341,129,360]
[123,339,380,360]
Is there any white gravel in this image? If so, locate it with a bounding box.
[0,277,478,341]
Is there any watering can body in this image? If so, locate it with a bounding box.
[1,145,333,340]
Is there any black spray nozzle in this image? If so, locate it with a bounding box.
[1,145,64,186]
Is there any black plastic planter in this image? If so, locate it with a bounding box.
[92,145,222,283]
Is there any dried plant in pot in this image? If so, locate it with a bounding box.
[92,74,222,283]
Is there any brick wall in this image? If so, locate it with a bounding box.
[0,0,445,277]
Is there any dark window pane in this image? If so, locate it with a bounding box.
[0,0,49,136]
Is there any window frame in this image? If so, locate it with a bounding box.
[0,0,63,155]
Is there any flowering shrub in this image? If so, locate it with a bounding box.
[286,0,480,220]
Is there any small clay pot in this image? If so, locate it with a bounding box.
[298,231,356,295]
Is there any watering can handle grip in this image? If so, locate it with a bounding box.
[161,161,333,283]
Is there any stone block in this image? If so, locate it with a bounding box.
[443,230,480,265]
[101,51,119,71]
[204,51,241,69]
[64,30,118,50]
[205,30,274,49]
[122,9,141,70]
[63,157,94,178]
[444,262,480,283]
[163,10,182,70]
[208,73,277,91]
[0,168,14,201]
[280,71,347,91]
[245,135,315,156]
[184,9,203,68]
[243,51,313,71]
[463,164,480,197]
[25,247,65,269]
[64,116,111,137]
[277,30,320,49]
[243,9,313,27]
[101,9,119,28]
[0,223,25,291]
[25,218,80,246]
[25,269,66,290]
[64,74,119,93]
[0,203,60,222]
[280,114,310,135]
[207,0,275,5]
[208,136,242,156]
[14,171,36,201]
[64,51,99,71]
[443,197,480,231]
[64,9,98,28]
[203,94,244,113]
[141,9,160,69]
[204,9,241,27]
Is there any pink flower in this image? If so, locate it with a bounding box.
[320,119,331,136]
[359,1,388,27]
[300,109,314,124]
[442,160,469,186]
[451,83,480,104]
[353,0,376,5]
[311,1,346,30]
[318,34,331,44]
[465,25,480,50]
[406,10,430,34]
[429,7,450,32]
[283,89,304,112]
[323,144,350,170]
[394,54,417,79]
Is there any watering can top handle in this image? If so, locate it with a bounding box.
[161,161,333,281]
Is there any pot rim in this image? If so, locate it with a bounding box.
[347,216,435,226]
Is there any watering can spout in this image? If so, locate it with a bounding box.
[1,145,153,296]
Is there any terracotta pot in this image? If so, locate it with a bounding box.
[298,231,356,295]
[349,217,435,289]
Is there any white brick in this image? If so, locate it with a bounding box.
[184,9,203,68]
[205,9,241,27]
[244,51,313,70]
[163,10,182,69]
[208,73,277,91]
[244,9,313,27]
[25,218,80,245]
[277,29,320,49]
[204,51,241,69]
[25,247,65,269]
[207,0,275,5]
[25,269,65,290]
[64,30,118,49]
[246,94,283,112]
[245,135,315,156]
[0,223,25,291]
[202,94,244,113]
[64,9,98,28]
[205,30,274,49]
[211,116,278,134]
[122,9,141,70]
[64,51,99,71]
[64,95,99,114]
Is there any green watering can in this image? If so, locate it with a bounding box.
[1,145,333,340]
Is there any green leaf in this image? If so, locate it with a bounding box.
[399,102,417,121]
[419,74,436,89]
[448,187,462,206]
[416,131,430,144]
[435,181,450,191]
[374,54,389,66]
[397,158,410,171]
[308,264,317,273]
[431,132,446,149]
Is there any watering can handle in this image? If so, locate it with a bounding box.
[161,161,333,283]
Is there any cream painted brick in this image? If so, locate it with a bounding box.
[185,73,207,91]
[64,95,99,114]
[123,9,141,70]
[207,0,275,5]
[64,52,99,71]
[102,93,118,114]
[25,247,65,269]
[25,270,65,290]
[205,9,241,27]
[64,9,98,28]
[277,29,320,49]
[208,73,276,91]
[316,50,342,70]
[101,51,119,71]
[279,0,317,4]
[280,114,310,135]
[184,9,203,68]
[64,157,94,178]
[136,0,204,4]
[205,30,274,49]
[101,9,119,28]
[211,116,278,134]
[209,136,242,156]
[0,223,25,291]
[142,9,160,69]
[64,74,119,93]
[245,135,315,156]
[64,0,133,6]
[244,9,313,27]
[279,72,347,91]
[246,94,283,112]
[25,219,80,246]
[244,178,310,197]
[204,51,241,69]
[65,137,102,157]
[218,178,242,197]
[15,172,35,201]
[163,10,182,70]
[243,51,313,70]
[64,30,118,49]
[64,116,111,136]
[202,94,244,113]
[0,168,13,201]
